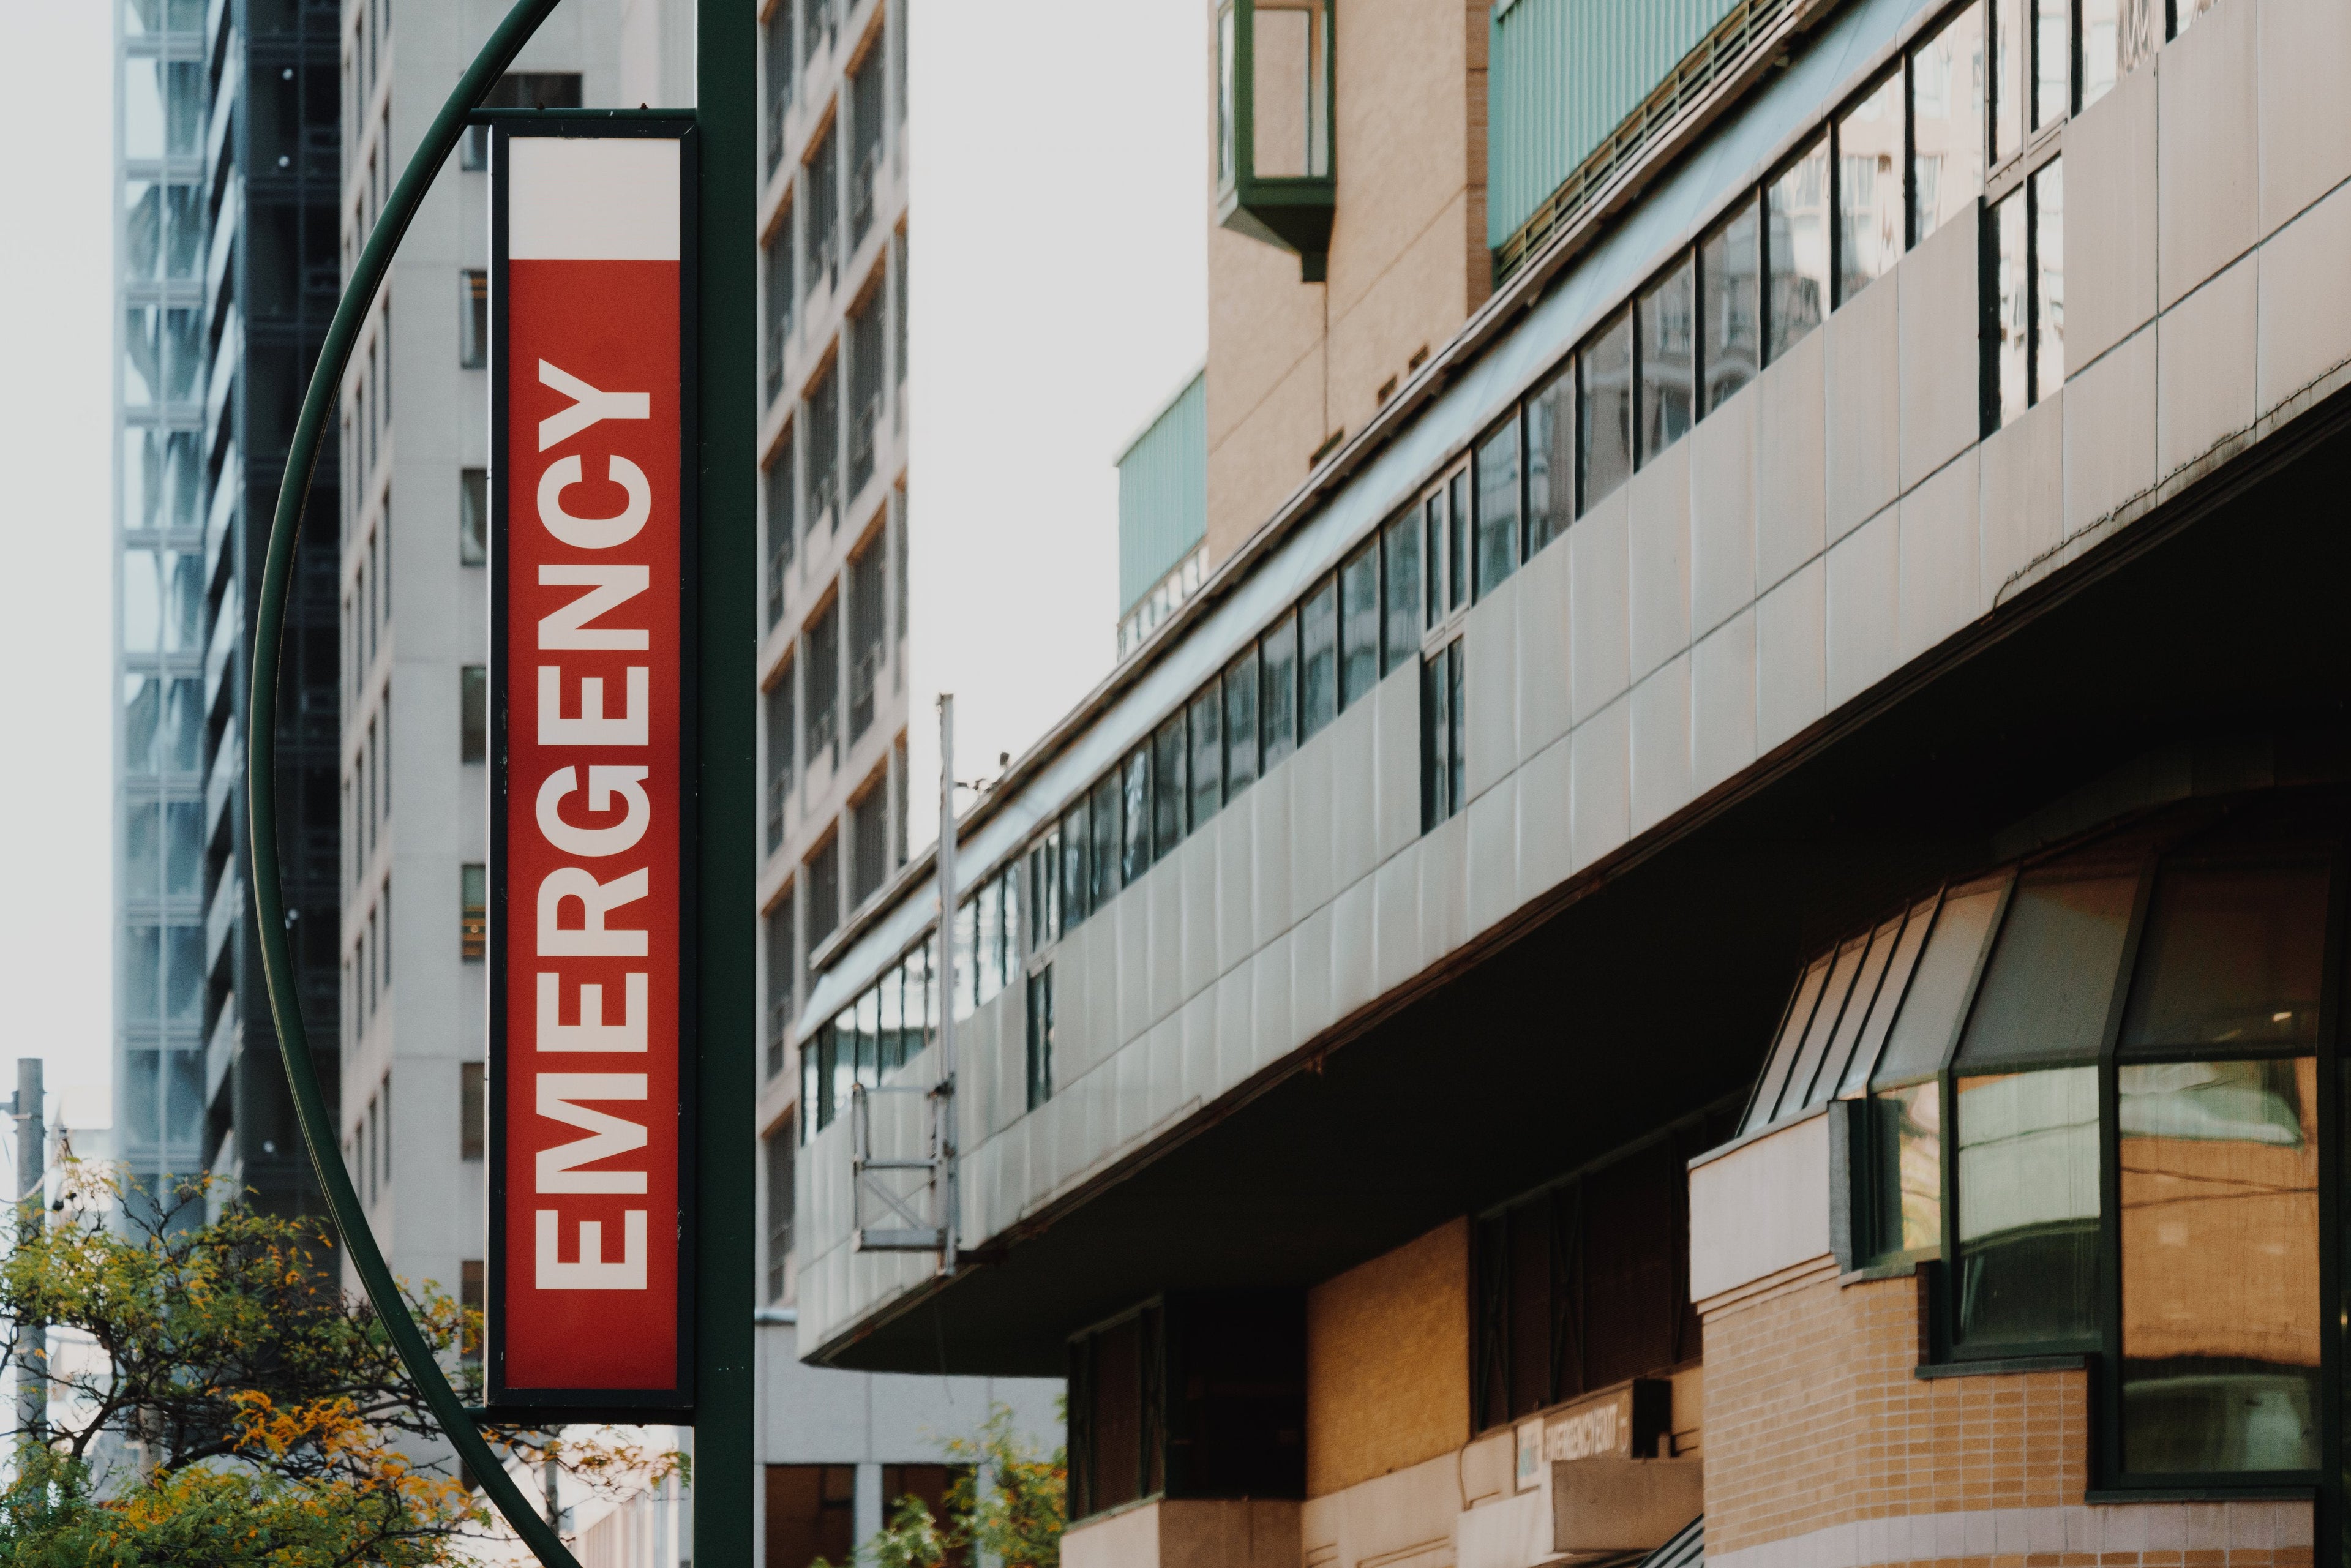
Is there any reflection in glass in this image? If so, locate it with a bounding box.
[1913,4,1986,242]
[165,925,203,1024]
[1874,882,2005,1084]
[1957,868,2135,1071]
[164,309,203,403]
[2034,0,2069,129]
[1188,687,1223,827]
[1382,509,1420,670]
[2123,861,2327,1051]
[164,60,204,154]
[125,675,162,775]
[2079,0,2118,108]
[1300,577,1338,739]
[124,308,161,406]
[1089,773,1120,910]
[1816,917,1903,1106]
[1248,0,1329,179]
[2120,1058,2319,1472]
[167,1051,204,1138]
[1774,937,1865,1121]
[126,803,162,898]
[1339,539,1380,707]
[123,57,165,160]
[124,181,162,279]
[1525,367,1571,552]
[124,1048,159,1153]
[126,927,163,1021]
[1701,197,1760,412]
[1578,309,1633,513]
[1748,956,1828,1131]
[1060,802,1090,928]
[165,552,203,650]
[1223,650,1259,798]
[1836,72,1905,304]
[1154,714,1188,853]
[1638,256,1695,460]
[165,800,200,897]
[2033,160,2063,402]
[1992,189,2028,427]
[165,678,202,773]
[1260,612,1299,770]
[1866,1079,1942,1261]
[1765,138,1829,361]
[1955,1065,2101,1349]
[1474,421,1518,596]
[1217,3,1237,187]
[1993,0,2023,163]
[1448,473,1469,612]
[1842,898,1939,1097]
[123,550,160,654]
[1121,748,1150,884]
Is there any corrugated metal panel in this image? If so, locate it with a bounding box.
[1488,0,1745,249]
[1116,369,1208,612]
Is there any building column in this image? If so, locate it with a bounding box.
[853,1460,882,1550]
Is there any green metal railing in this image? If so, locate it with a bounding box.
[246,2,577,1562]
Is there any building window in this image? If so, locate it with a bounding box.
[1338,539,1381,708]
[804,596,838,771]
[1152,713,1188,856]
[1421,639,1463,831]
[847,289,885,499]
[460,1061,486,1160]
[850,782,888,908]
[1764,135,1829,363]
[1577,306,1634,514]
[459,863,485,960]
[765,888,797,1078]
[763,1465,855,1568]
[763,218,795,408]
[847,40,883,251]
[804,359,839,530]
[1299,577,1338,742]
[1637,253,1696,462]
[1089,772,1120,912]
[459,467,488,566]
[765,1117,795,1300]
[1911,4,1985,245]
[765,427,794,628]
[1222,647,1259,800]
[1987,157,2061,430]
[1381,508,1420,672]
[460,665,486,765]
[460,1260,484,1363]
[459,271,488,369]
[1470,420,1520,602]
[847,535,884,742]
[1060,800,1092,931]
[1026,966,1054,1111]
[763,0,793,177]
[1027,829,1064,951]
[1259,610,1299,772]
[1700,197,1761,413]
[1120,746,1151,885]
[459,72,582,169]
[805,123,838,299]
[803,835,840,951]
[765,662,796,854]
[1834,69,1905,307]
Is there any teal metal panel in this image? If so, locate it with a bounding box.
[1116,369,1209,612]
[1488,0,1744,249]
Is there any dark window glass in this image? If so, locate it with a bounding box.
[459,270,488,368]
[764,1465,857,1568]
[1421,640,1464,829]
[2119,1057,2320,1474]
[1842,898,1940,1097]
[1473,418,1520,595]
[1026,967,1055,1110]
[1766,136,1830,361]
[1382,509,1420,671]
[1836,70,1905,306]
[765,1123,795,1300]
[1748,953,1831,1130]
[766,888,796,1076]
[1300,578,1338,740]
[1090,773,1122,909]
[1578,310,1633,512]
[1338,539,1381,707]
[1862,1078,1943,1263]
[459,468,488,566]
[1953,1063,2101,1351]
[804,836,840,948]
[1259,612,1299,771]
[1422,495,1443,627]
[1122,748,1151,883]
[1060,801,1090,927]
[1913,3,1987,244]
[765,429,796,627]
[1771,937,1869,1121]
[1525,364,1573,550]
[1638,257,1695,459]
[1993,0,2025,162]
[1701,199,1760,413]
[2121,862,2328,1052]
[1153,713,1188,853]
[850,786,887,907]
[459,665,486,764]
[1223,650,1259,798]
[1956,868,2137,1071]
[1189,686,1224,827]
[460,1061,486,1160]
[1990,187,2029,428]
[1815,917,1904,1105]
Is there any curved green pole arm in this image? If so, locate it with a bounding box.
[247,3,580,1564]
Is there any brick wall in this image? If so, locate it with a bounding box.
[1701,1260,2088,1559]
[1305,1217,1471,1497]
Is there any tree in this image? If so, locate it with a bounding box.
[817,1403,1065,1568]
[0,1163,676,1567]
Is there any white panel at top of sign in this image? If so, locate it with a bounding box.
[509,136,681,262]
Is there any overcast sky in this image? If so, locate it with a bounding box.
[0,0,1206,1133]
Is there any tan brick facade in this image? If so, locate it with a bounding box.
[1699,1259,2312,1568]
[1304,1217,1470,1498]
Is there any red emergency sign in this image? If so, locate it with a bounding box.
[489,121,697,1413]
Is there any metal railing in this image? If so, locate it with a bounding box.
[849,1081,948,1253]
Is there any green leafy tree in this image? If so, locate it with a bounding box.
[816,1403,1065,1568]
[0,1163,676,1567]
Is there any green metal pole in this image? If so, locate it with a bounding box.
[692,0,759,1558]
[246,3,579,1564]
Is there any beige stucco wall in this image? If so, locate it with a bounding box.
[1204,0,1490,566]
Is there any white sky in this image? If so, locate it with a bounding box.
[0,0,1207,1129]
[0,0,118,1132]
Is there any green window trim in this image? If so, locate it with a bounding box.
[1215,0,1336,281]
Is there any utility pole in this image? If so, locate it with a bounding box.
[13,1058,42,1441]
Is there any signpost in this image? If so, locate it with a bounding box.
[488,122,698,1417]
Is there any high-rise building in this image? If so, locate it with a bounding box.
[114,0,344,1221]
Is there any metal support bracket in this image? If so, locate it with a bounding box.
[850,1079,953,1253]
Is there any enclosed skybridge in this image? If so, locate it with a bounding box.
[791,0,2351,1438]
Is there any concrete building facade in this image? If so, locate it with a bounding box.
[791,0,2351,1563]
